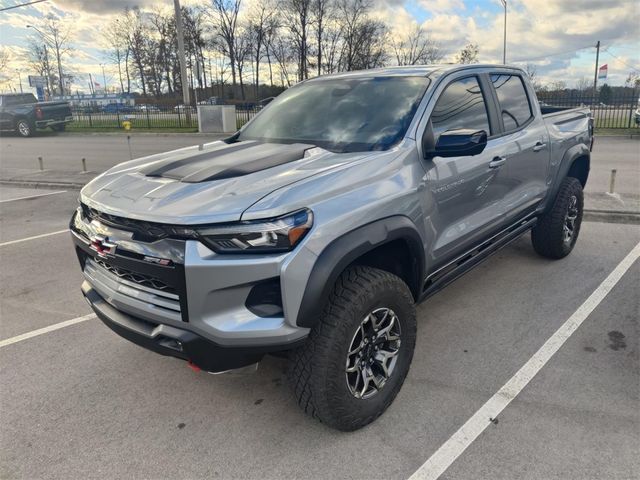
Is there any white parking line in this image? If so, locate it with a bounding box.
[409,241,640,480]
[0,313,96,349]
[0,190,67,203]
[0,229,69,247]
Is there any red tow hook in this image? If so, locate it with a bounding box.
[187,360,201,373]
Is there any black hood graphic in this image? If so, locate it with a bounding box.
[139,142,314,183]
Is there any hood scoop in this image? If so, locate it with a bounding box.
[140,141,314,183]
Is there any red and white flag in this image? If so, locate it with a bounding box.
[598,64,608,80]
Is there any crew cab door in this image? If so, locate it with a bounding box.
[418,74,512,265]
[487,73,550,220]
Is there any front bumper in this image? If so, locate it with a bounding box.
[70,208,310,372]
[82,282,301,371]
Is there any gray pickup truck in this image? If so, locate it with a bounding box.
[70,65,593,431]
[0,93,73,137]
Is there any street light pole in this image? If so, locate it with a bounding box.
[500,0,507,64]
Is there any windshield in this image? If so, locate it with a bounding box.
[238,76,430,153]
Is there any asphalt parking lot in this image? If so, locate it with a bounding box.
[0,184,638,479]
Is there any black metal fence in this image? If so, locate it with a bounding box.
[69,94,638,131]
[538,92,639,130]
[70,103,262,131]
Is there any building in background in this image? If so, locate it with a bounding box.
[50,92,135,108]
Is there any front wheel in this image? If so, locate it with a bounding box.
[16,119,34,137]
[531,177,584,259]
[288,266,416,431]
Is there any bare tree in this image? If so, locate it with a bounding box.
[548,80,567,92]
[337,0,386,71]
[233,27,252,99]
[625,72,640,89]
[524,63,542,92]
[123,9,150,96]
[248,0,274,99]
[262,13,279,86]
[321,23,342,74]
[392,24,442,66]
[312,0,332,75]
[281,0,313,81]
[575,77,591,92]
[34,15,74,95]
[209,0,242,89]
[271,35,293,87]
[456,42,479,64]
[103,18,131,93]
[0,47,8,72]
[149,11,177,94]
[25,40,55,96]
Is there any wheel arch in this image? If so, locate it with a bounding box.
[295,216,425,328]
[542,144,590,213]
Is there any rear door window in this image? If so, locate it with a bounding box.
[490,74,533,132]
[430,76,492,138]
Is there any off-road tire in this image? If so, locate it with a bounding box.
[51,124,66,132]
[16,119,34,137]
[288,266,416,431]
[531,176,584,259]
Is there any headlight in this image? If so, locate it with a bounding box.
[194,209,313,253]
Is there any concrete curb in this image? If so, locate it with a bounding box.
[0,179,86,190]
[583,209,640,225]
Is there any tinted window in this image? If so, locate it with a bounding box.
[238,76,430,153]
[21,94,38,104]
[491,74,533,131]
[2,95,36,106]
[430,76,491,138]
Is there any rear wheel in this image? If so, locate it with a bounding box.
[16,119,34,137]
[288,266,416,431]
[531,177,584,259]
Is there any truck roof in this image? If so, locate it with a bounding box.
[308,63,527,81]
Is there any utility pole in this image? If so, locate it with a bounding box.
[173,0,191,107]
[500,0,507,64]
[17,71,23,93]
[593,40,601,95]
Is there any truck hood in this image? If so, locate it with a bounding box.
[80,140,372,224]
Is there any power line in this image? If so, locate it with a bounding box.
[603,50,640,73]
[510,44,595,63]
[0,0,48,12]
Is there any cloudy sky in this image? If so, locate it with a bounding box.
[0,0,638,94]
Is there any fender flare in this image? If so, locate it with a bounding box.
[295,215,425,328]
[542,144,590,213]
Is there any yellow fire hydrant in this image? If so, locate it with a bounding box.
[122,120,132,130]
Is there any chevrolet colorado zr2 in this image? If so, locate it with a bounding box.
[70,65,593,431]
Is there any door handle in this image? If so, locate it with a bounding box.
[489,156,507,168]
[533,141,547,152]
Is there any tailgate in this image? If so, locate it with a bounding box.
[39,102,72,120]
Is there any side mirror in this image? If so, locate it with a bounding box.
[425,129,488,158]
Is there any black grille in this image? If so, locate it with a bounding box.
[81,203,173,240]
[94,258,176,295]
